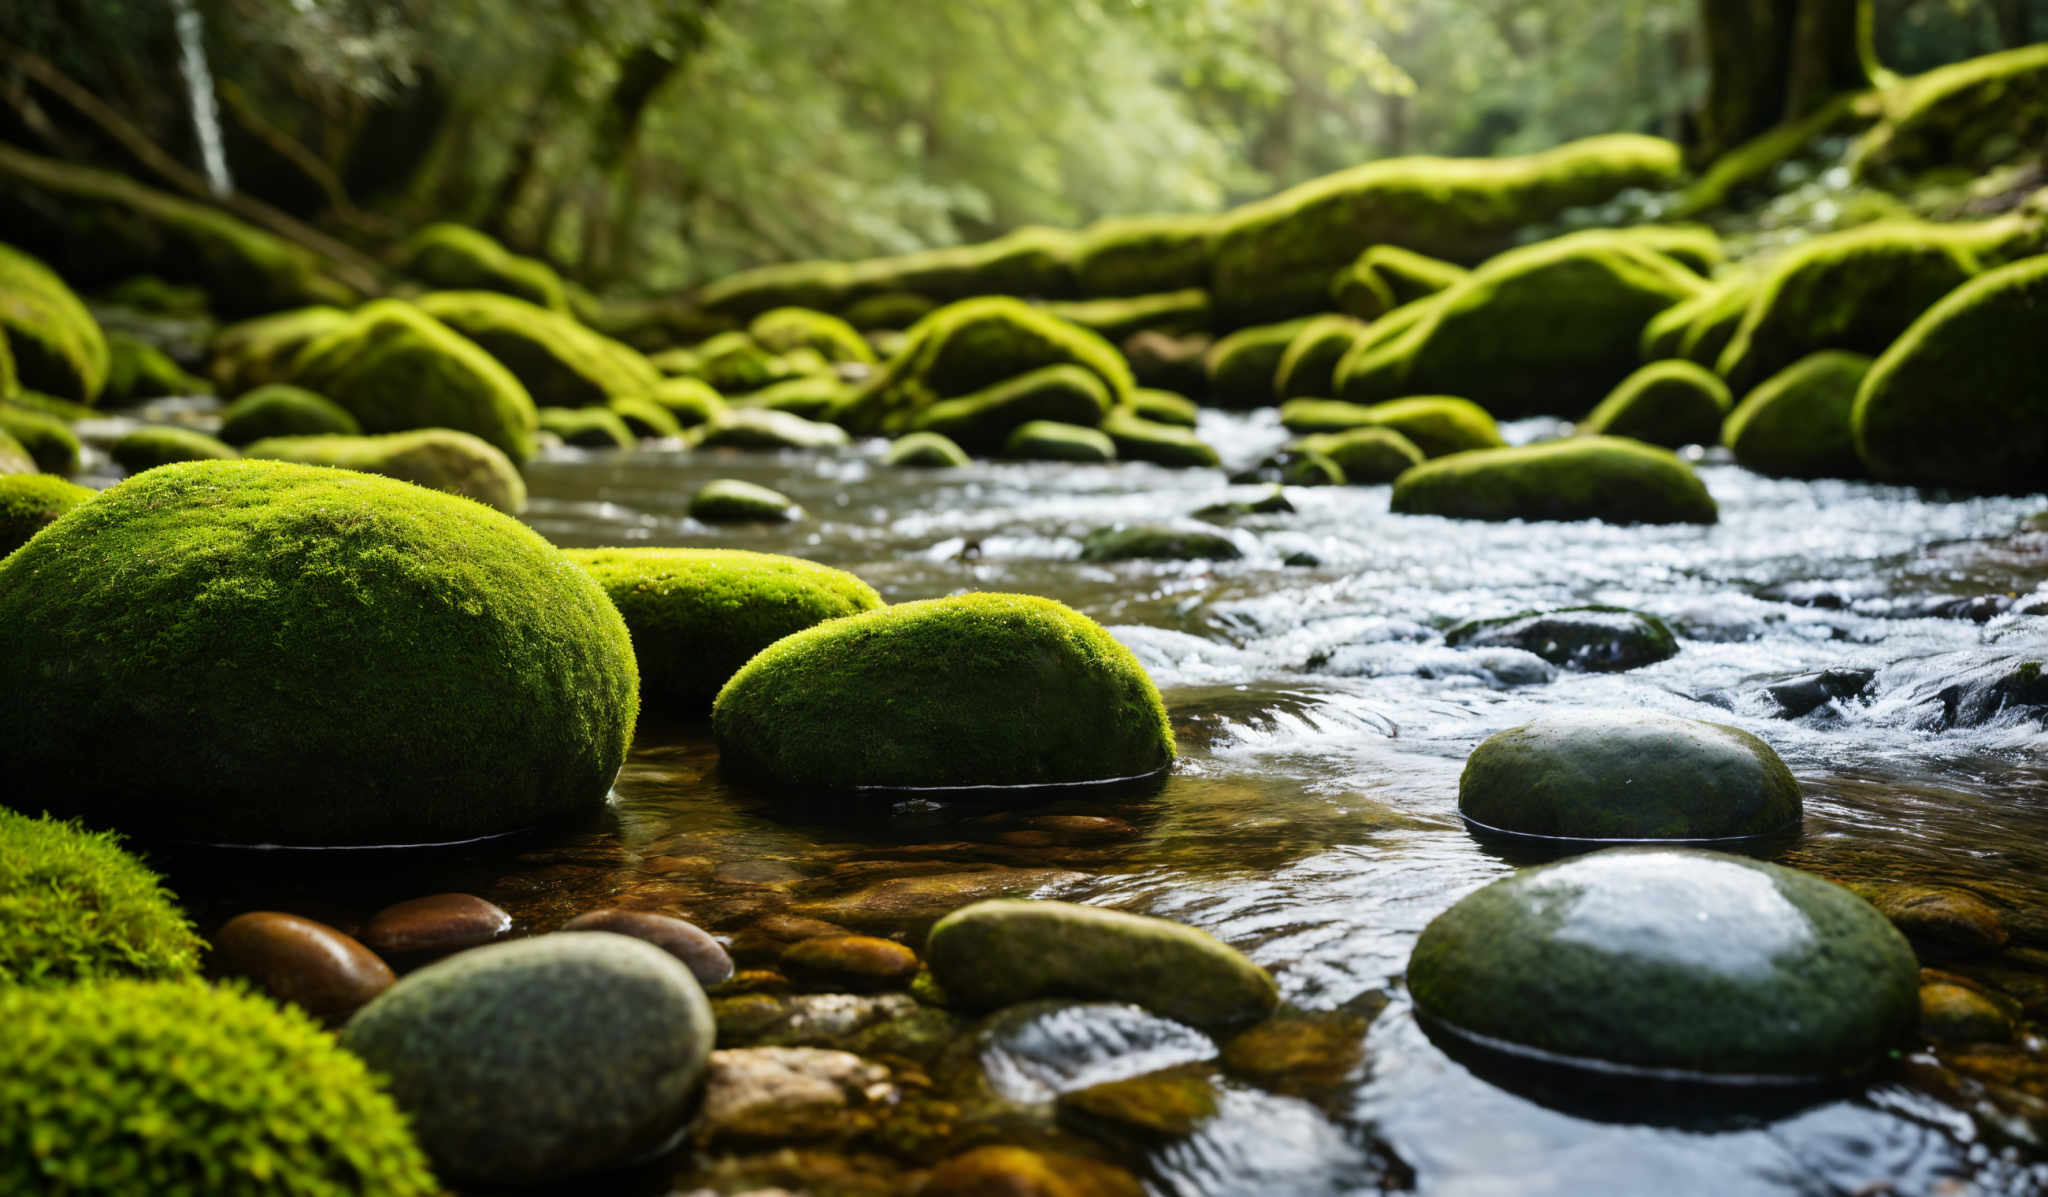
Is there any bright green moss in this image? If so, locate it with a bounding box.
[394,222,569,311]
[1724,351,1873,479]
[685,331,789,394]
[1599,224,1725,276]
[0,404,80,474]
[287,300,540,461]
[0,459,637,845]
[209,306,350,395]
[1,979,436,1195]
[218,384,359,445]
[567,547,882,715]
[713,593,1174,792]
[884,430,972,468]
[1279,395,1503,458]
[110,426,238,473]
[0,474,93,556]
[699,260,858,321]
[0,430,31,474]
[1335,236,1705,418]
[1854,44,2048,179]
[911,363,1112,454]
[1071,214,1219,298]
[610,395,684,439]
[0,809,201,988]
[243,429,528,514]
[689,478,800,523]
[1577,360,1732,447]
[740,376,848,421]
[691,407,850,451]
[0,242,109,403]
[748,307,876,365]
[1288,426,1424,484]
[101,333,210,406]
[3,390,94,422]
[840,290,937,331]
[852,226,1079,302]
[1205,318,1316,409]
[1330,245,1468,319]
[1003,420,1116,463]
[538,405,635,449]
[1040,289,1213,343]
[1127,388,1199,427]
[1210,135,1684,325]
[1275,315,1371,401]
[1099,407,1219,469]
[1391,437,1718,525]
[415,291,661,408]
[1852,254,2048,491]
[649,376,728,427]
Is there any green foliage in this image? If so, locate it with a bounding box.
[242,430,528,514]
[395,223,570,311]
[415,291,660,408]
[218,385,362,445]
[110,426,239,474]
[1391,436,1718,525]
[1275,316,1371,401]
[0,241,109,403]
[0,474,94,557]
[910,363,1113,454]
[1724,351,1872,479]
[0,809,200,988]
[1577,360,1733,447]
[1003,420,1116,463]
[748,308,876,365]
[0,979,437,1195]
[538,405,635,449]
[0,404,82,474]
[1101,408,1220,469]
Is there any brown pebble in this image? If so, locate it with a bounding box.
[359,893,511,956]
[211,911,395,1025]
[922,1145,1143,1197]
[1920,981,2015,1042]
[782,935,920,992]
[561,908,733,987]
[1024,815,1140,843]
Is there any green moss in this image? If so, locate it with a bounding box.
[0,430,31,475]
[1391,436,1717,525]
[3,390,94,422]
[394,223,569,311]
[1852,253,2048,491]
[0,459,637,845]
[1639,277,1756,363]
[1003,420,1116,463]
[97,275,211,317]
[218,384,360,445]
[0,809,201,988]
[1331,245,1467,319]
[689,478,801,523]
[748,307,876,365]
[650,377,729,426]
[102,332,211,405]
[1576,360,1732,447]
[1122,330,1211,397]
[1100,407,1220,468]
[1854,44,2048,179]
[685,331,790,394]
[910,363,1112,454]
[1127,388,1199,427]
[0,404,80,474]
[1081,524,1240,562]
[1274,315,1371,401]
[839,291,937,332]
[415,291,660,408]
[0,242,109,403]
[610,395,684,439]
[1724,351,1872,479]
[883,430,971,468]
[566,547,882,715]
[242,429,528,514]
[287,300,540,462]
[740,376,849,421]
[699,260,858,321]
[538,405,635,449]
[1205,318,1316,409]
[1288,426,1424,483]
[850,226,1078,302]
[209,306,350,395]
[1040,289,1212,342]
[712,592,1174,792]
[1335,235,1705,418]
[691,407,850,451]
[1600,224,1725,276]
[1,980,435,1194]
[1279,395,1503,458]
[0,474,93,557]
[1071,214,1219,297]
[1210,134,1683,325]
[111,425,238,473]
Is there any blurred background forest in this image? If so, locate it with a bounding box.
[2,0,2043,292]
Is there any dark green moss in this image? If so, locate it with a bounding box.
[649,377,728,427]
[538,405,635,449]
[839,291,937,332]
[1639,276,1758,364]
[699,261,859,321]
[1040,289,1212,342]
[1126,388,1199,427]
[1122,330,1211,397]
[0,404,81,474]
[684,331,791,394]
[110,425,238,473]
[1673,93,1867,217]
[910,363,1112,454]
[1287,426,1424,483]
[883,430,971,468]
[1576,360,1733,447]
[0,241,109,403]
[0,474,93,557]
[1446,606,1678,672]
[0,809,200,988]
[394,223,569,311]
[1081,524,1241,562]
[1390,437,1718,525]
[97,275,211,317]
[1100,407,1220,468]
[242,429,527,514]
[102,332,212,405]
[689,478,801,523]
[748,307,876,365]
[1275,315,1371,401]
[1071,214,1219,297]
[1280,395,1503,458]
[1724,351,1873,479]
[209,306,350,394]
[218,384,361,445]
[416,291,661,408]
[1004,420,1116,463]
[0,430,30,475]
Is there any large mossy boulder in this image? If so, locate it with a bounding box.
[209,306,351,394]
[1390,437,1717,525]
[416,291,660,408]
[1458,710,1799,841]
[1040,289,1212,343]
[287,300,540,461]
[0,808,202,988]
[1287,426,1425,484]
[2,980,436,1195]
[0,405,81,474]
[567,548,882,716]
[101,333,211,406]
[110,425,238,473]
[0,460,637,846]
[243,429,528,514]
[394,223,569,311]
[748,306,877,365]
[1575,360,1732,447]
[0,242,109,403]
[1408,848,1917,1078]
[852,226,1079,303]
[1203,318,1314,409]
[1279,395,1503,458]
[1724,351,1873,480]
[712,593,1174,792]
[699,260,857,322]
[1852,253,2048,492]
[1209,135,1682,325]
[0,474,93,557]
[926,899,1277,1033]
[218,384,362,445]
[1334,235,1705,418]
[342,933,713,1186]
[910,363,1112,454]
[1446,606,1678,672]
[1071,214,1218,298]
[1330,245,1468,318]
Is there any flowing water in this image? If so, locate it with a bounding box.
[170,0,233,196]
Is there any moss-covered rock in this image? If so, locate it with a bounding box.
[1204,318,1314,409]
[1,980,435,1194]
[1122,330,1211,397]
[1724,351,1873,479]
[0,430,32,475]
[394,223,569,311]
[0,459,637,846]
[650,376,729,427]
[0,474,92,557]
[1409,848,1916,1078]
[209,306,350,395]
[839,290,937,332]
[1640,275,1760,366]
[287,300,539,461]
[242,429,527,514]
[1854,43,2048,180]
[1081,524,1241,562]
[538,405,635,449]
[692,407,850,451]
[1210,135,1683,325]
[1391,437,1717,525]
[1280,395,1503,458]
[1072,214,1218,298]
[1127,388,1199,427]
[883,430,971,468]
[910,363,1113,454]
[713,593,1173,792]
[1099,407,1220,468]
[682,331,803,394]
[748,306,877,366]
[1041,289,1212,342]
[110,425,238,473]
[1852,253,2048,492]
[1004,420,1116,463]
[566,548,880,715]
[1335,235,1706,418]
[416,291,660,408]
[0,809,201,988]
[341,933,713,1185]
[927,899,1277,1032]
[610,395,684,439]
[852,226,1079,302]
[690,478,802,523]
[1331,245,1468,319]
[101,332,212,406]
[1275,315,1371,401]
[1287,425,1424,484]
[739,375,848,421]
[0,242,109,403]
[0,404,80,474]
[1576,360,1732,447]
[699,260,858,321]
[218,384,360,445]
[1446,606,1678,672]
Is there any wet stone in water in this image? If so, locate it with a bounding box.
[1920,981,2014,1042]
[1057,1065,1221,1143]
[359,893,512,957]
[781,935,919,992]
[1856,885,2009,958]
[561,908,734,987]
[1219,1010,1373,1096]
[1443,605,1678,672]
[210,911,395,1025]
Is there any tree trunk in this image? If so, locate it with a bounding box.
[1696,0,1875,163]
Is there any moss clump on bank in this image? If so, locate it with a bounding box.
[0,404,81,474]
[1391,437,1718,525]
[1854,43,2048,179]
[1576,360,1732,447]
[0,809,201,988]
[1724,351,1873,479]
[0,242,109,403]
[1205,318,1315,409]
[394,222,570,311]
[1639,276,1758,364]
[243,429,528,514]
[713,593,1174,792]
[911,363,1112,454]
[0,474,93,557]
[416,291,660,408]
[101,333,211,406]
[218,384,361,444]
[840,291,937,331]
[567,547,883,715]
[110,426,238,473]
[650,377,729,427]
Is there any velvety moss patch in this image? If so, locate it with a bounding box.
[416,291,660,409]
[1576,360,1732,447]
[910,363,1112,454]
[242,429,527,514]
[0,809,201,988]
[1724,351,1872,479]
[218,384,361,445]
[0,240,109,403]
[110,425,238,473]
[1391,437,1717,525]
[395,222,570,311]
[0,403,81,474]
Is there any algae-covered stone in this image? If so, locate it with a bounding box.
[0,808,202,987]
[651,376,729,427]
[1280,395,1503,458]
[1071,213,1218,297]
[101,333,211,406]
[394,222,569,311]
[693,407,850,451]
[0,474,92,556]
[288,300,539,461]
[1641,275,1760,366]
[924,1145,1144,1197]
[691,478,801,523]
[1391,437,1717,525]
[1100,407,1220,468]
[610,395,684,439]
[884,430,971,468]
[851,225,1078,302]
[1122,330,1210,397]
[1288,426,1425,484]
[242,429,528,514]
[341,932,714,1185]
[209,306,350,394]
[1446,606,1678,672]
[1458,709,1798,842]
[840,290,936,331]
[1577,360,1732,447]
[2,980,436,1196]
[749,306,876,365]
[416,290,660,408]
[0,241,109,403]
[0,404,80,474]
[1128,388,1199,427]
[926,899,1277,1032]
[742,375,849,421]
[567,547,880,715]
[218,384,361,445]
[1408,848,1917,1077]
[1724,351,1873,479]
[110,425,238,473]
[911,363,1112,454]
[1041,289,1212,343]
[1331,245,1468,318]
[1004,420,1115,463]
[1205,318,1314,409]
[538,404,635,449]
[1852,253,2048,492]
[1275,315,1372,401]
[0,459,637,846]
[1081,524,1242,563]
[712,593,1173,792]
